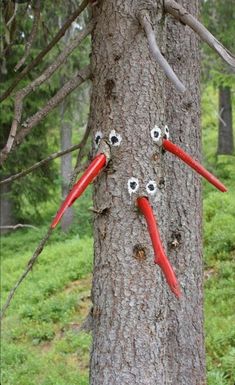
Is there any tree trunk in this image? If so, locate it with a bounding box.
[90,1,205,384]
[165,0,205,382]
[60,98,74,231]
[217,86,234,155]
[0,183,16,234]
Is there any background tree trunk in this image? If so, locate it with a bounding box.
[217,86,234,155]
[0,183,16,234]
[90,1,205,384]
[60,98,74,232]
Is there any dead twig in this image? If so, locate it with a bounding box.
[0,0,90,102]
[0,141,86,186]
[0,20,93,166]
[138,10,186,93]
[164,0,235,69]
[14,0,41,71]
[0,224,39,231]
[0,228,53,320]
[0,65,91,166]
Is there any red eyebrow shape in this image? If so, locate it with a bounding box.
[137,196,181,298]
[162,139,227,192]
[51,153,107,228]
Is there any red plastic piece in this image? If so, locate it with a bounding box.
[51,153,107,229]
[163,139,227,192]
[137,196,181,298]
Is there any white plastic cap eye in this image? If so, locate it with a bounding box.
[109,130,122,146]
[128,177,139,195]
[146,180,157,195]
[163,125,170,140]
[151,125,162,143]
[94,131,103,148]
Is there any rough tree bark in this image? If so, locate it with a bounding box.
[165,0,205,382]
[89,1,205,384]
[217,86,234,155]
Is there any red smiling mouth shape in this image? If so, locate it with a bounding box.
[137,196,181,298]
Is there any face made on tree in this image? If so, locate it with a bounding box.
[51,123,227,298]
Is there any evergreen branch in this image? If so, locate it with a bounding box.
[14,0,41,72]
[138,10,186,93]
[0,65,91,166]
[0,0,90,102]
[164,0,235,69]
[0,122,91,320]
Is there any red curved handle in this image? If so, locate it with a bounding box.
[137,196,181,298]
[163,139,227,192]
[51,153,107,229]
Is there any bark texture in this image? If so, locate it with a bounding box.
[217,86,234,155]
[89,1,205,384]
[165,0,205,383]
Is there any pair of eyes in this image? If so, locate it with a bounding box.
[128,177,157,195]
[151,125,169,143]
[95,130,122,148]
[95,125,170,148]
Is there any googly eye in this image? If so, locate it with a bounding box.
[163,125,170,139]
[151,125,162,143]
[146,180,157,195]
[109,130,122,146]
[128,177,139,195]
[94,131,103,148]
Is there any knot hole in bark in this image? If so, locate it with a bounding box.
[133,244,147,262]
[105,79,116,99]
[158,177,165,189]
[169,231,182,249]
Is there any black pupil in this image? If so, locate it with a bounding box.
[111,136,119,144]
[95,135,101,144]
[130,182,137,190]
[148,184,154,191]
[154,131,159,138]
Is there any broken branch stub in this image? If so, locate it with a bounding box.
[164,0,235,69]
[138,10,186,93]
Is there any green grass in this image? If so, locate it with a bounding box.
[1,233,93,385]
[202,85,235,385]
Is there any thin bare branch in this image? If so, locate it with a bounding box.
[0,0,90,102]
[0,122,91,320]
[14,0,41,72]
[6,2,18,27]
[0,142,85,186]
[138,10,186,93]
[0,228,53,320]
[0,224,39,230]
[0,65,91,166]
[164,0,235,69]
[0,20,93,166]
[69,123,92,187]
